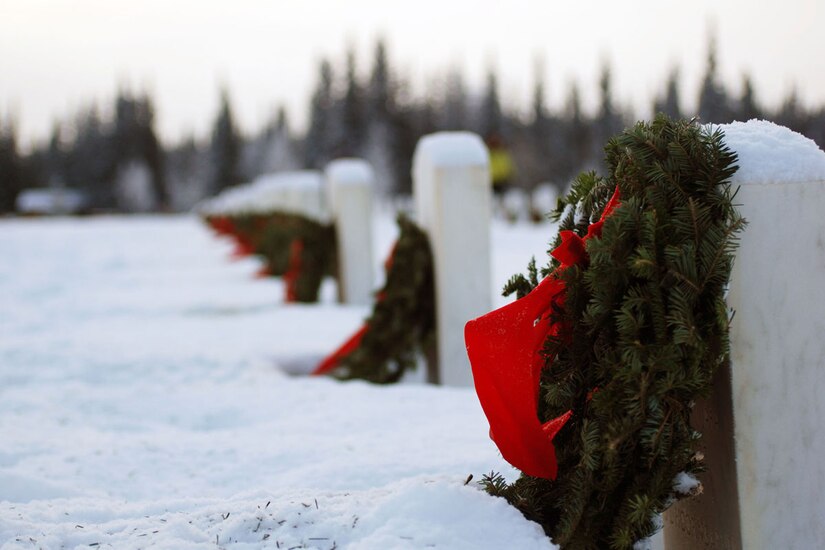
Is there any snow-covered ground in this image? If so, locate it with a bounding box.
[0,213,557,549]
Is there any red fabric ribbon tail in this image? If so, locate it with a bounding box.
[312,325,369,375]
[283,238,304,302]
[465,275,567,480]
[314,238,398,377]
[230,237,255,260]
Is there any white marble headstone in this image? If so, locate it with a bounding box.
[723,121,825,549]
[412,132,492,387]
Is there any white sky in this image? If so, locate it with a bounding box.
[1,0,823,147]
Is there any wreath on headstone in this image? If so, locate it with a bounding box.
[206,212,336,303]
[466,116,745,549]
[314,213,436,383]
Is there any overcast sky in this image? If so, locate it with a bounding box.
[1,0,823,147]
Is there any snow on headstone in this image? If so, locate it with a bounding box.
[325,159,375,305]
[198,170,328,222]
[412,132,491,386]
[252,170,327,222]
[723,119,825,185]
[664,120,825,549]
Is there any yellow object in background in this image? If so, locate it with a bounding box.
[489,147,514,192]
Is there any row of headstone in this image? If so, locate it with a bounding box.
[415,123,825,550]
[330,123,825,549]
[198,133,494,380]
[198,163,376,306]
[203,123,824,549]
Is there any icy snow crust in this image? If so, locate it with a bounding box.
[720,120,825,185]
[0,215,556,549]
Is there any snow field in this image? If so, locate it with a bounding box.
[0,214,557,549]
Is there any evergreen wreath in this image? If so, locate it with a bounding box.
[478,116,745,549]
[315,213,435,384]
[253,212,337,279]
[216,212,337,303]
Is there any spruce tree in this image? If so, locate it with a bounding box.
[777,87,804,133]
[560,83,591,183]
[486,116,744,549]
[368,39,393,120]
[697,35,732,123]
[61,105,111,208]
[209,89,241,194]
[737,74,761,122]
[0,116,21,212]
[479,70,504,139]
[339,48,367,157]
[304,59,336,170]
[592,63,623,167]
[653,68,682,120]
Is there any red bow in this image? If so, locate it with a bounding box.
[464,187,620,480]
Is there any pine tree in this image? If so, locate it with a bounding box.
[737,74,761,121]
[524,69,551,187]
[368,39,393,120]
[208,89,242,194]
[560,82,591,183]
[776,87,804,133]
[165,135,208,210]
[653,68,682,120]
[137,94,168,210]
[112,91,168,209]
[697,35,732,123]
[46,123,65,188]
[0,115,21,212]
[363,39,401,196]
[439,68,468,131]
[304,59,336,170]
[489,116,744,549]
[592,63,623,166]
[66,105,116,207]
[257,107,299,175]
[479,70,504,139]
[339,48,367,156]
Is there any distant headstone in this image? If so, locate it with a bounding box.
[325,159,375,305]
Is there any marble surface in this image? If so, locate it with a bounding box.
[413,133,491,387]
[727,179,825,549]
[326,159,375,305]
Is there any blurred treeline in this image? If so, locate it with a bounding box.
[2,38,825,214]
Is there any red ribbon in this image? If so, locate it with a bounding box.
[208,216,235,236]
[283,238,304,302]
[313,325,369,375]
[230,237,255,259]
[207,217,254,258]
[312,240,402,376]
[464,187,620,480]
